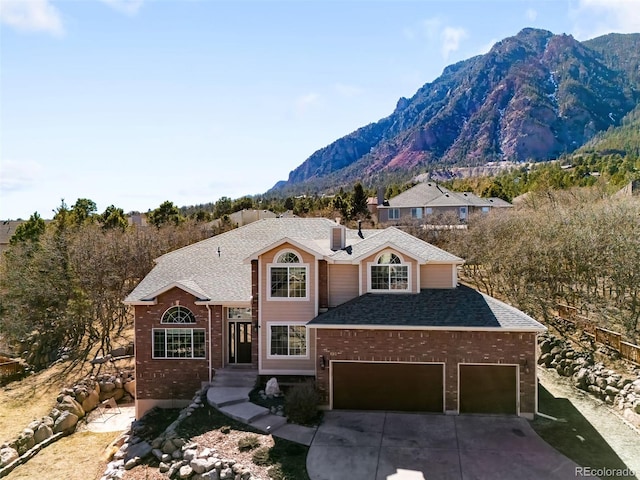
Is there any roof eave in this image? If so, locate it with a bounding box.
[307,324,547,333]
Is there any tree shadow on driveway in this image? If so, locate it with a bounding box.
[533,385,637,480]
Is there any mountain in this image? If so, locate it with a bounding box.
[272,29,640,194]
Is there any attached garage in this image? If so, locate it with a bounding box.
[459,364,518,415]
[332,362,444,412]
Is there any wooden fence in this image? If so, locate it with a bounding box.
[556,303,640,365]
[0,356,23,378]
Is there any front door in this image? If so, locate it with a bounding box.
[228,322,252,364]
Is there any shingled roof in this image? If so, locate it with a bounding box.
[307,285,546,331]
[124,218,462,304]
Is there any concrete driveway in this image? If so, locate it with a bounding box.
[306,411,581,480]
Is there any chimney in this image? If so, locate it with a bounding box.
[377,187,385,206]
[330,225,346,251]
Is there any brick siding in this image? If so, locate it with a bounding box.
[134,288,223,401]
[315,329,537,414]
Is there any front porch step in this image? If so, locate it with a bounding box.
[219,402,269,424]
[206,387,252,408]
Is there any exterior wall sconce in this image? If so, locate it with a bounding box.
[522,359,530,374]
[319,355,326,370]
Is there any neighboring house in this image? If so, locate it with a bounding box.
[0,221,22,255]
[125,217,545,419]
[377,182,511,223]
[613,180,640,199]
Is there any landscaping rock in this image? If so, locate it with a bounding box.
[0,447,19,467]
[57,395,85,419]
[34,424,54,444]
[53,411,79,434]
[265,377,281,397]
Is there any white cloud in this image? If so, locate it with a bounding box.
[441,26,469,59]
[0,0,64,36]
[0,159,43,192]
[526,8,538,22]
[99,0,145,16]
[295,92,321,116]
[334,83,363,98]
[573,0,640,39]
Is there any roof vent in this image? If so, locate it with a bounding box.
[330,225,346,251]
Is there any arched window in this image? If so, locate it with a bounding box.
[269,250,307,299]
[161,305,196,324]
[276,251,300,264]
[370,252,409,291]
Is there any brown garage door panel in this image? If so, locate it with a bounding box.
[333,362,443,412]
[459,365,517,415]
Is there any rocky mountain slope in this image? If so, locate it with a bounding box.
[272,29,640,193]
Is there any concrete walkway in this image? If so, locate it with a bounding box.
[307,411,581,480]
[206,369,317,446]
[79,403,136,433]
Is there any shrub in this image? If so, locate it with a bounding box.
[251,446,272,466]
[238,434,260,451]
[220,425,231,434]
[284,382,319,425]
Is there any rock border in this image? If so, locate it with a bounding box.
[100,385,257,480]
[0,369,135,476]
[537,333,640,429]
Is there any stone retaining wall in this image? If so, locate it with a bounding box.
[537,333,640,429]
[0,369,135,476]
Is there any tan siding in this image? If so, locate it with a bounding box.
[421,264,454,289]
[360,250,419,294]
[260,325,316,372]
[259,242,317,373]
[328,264,360,307]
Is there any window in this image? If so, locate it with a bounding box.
[411,208,422,219]
[228,307,252,319]
[269,251,307,299]
[269,325,307,356]
[389,208,400,220]
[481,206,490,213]
[153,328,205,358]
[370,252,409,291]
[425,207,433,215]
[161,306,196,324]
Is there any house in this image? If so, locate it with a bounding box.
[377,182,511,223]
[124,217,545,419]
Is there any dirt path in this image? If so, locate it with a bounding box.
[538,367,640,476]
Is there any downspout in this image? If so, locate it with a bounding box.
[206,304,212,384]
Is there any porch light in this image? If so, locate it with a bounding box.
[319,355,326,370]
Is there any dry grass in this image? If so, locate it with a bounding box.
[6,431,118,480]
[0,361,93,442]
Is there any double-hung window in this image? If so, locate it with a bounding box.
[269,324,307,357]
[388,208,400,220]
[269,251,307,299]
[370,252,409,291]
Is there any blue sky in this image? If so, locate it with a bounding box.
[1,0,639,219]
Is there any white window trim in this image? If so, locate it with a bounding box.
[266,323,310,359]
[160,305,197,324]
[367,251,412,293]
[152,328,206,360]
[267,248,309,301]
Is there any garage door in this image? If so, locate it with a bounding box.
[459,365,517,414]
[332,362,443,412]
